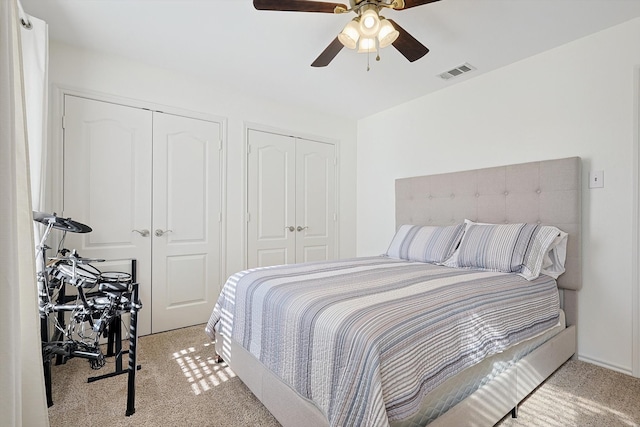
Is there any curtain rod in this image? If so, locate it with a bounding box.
[16,0,32,30]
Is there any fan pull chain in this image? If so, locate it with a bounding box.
[367,41,382,72]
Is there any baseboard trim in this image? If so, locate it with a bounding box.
[578,354,634,377]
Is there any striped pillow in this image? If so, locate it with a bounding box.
[446,220,567,279]
[451,222,539,273]
[386,224,465,264]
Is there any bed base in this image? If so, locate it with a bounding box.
[215,325,575,427]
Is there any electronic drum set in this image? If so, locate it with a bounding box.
[34,211,141,416]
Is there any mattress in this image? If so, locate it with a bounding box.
[206,257,561,427]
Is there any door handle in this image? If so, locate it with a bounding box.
[285,226,295,232]
[155,229,173,237]
[297,226,308,232]
[132,229,150,237]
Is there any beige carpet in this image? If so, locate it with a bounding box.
[48,324,640,427]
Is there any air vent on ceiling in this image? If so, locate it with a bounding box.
[438,62,476,80]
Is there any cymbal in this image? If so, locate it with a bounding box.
[33,211,92,233]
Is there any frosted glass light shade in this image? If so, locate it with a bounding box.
[359,9,380,37]
[377,19,399,48]
[357,37,376,53]
[338,20,360,49]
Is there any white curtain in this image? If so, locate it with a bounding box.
[20,1,48,217]
[0,0,50,426]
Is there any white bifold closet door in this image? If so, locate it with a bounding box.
[63,95,222,335]
[150,112,222,333]
[247,129,336,268]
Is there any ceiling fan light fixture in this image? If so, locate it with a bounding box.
[377,18,399,48]
[338,19,360,49]
[254,0,438,68]
[359,8,380,37]
[357,37,377,53]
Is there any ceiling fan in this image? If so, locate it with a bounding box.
[253,0,441,67]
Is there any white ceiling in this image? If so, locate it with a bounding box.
[19,0,640,120]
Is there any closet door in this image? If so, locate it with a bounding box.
[296,138,336,263]
[63,95,153,335]
[63,96,223,335]
[247,129,296,267]
[151,112,222,333]
[247,129,336,269]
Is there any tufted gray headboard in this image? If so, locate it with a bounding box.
[395,157,582,324]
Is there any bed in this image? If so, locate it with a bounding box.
[206,156,582,427]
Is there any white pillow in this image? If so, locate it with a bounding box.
[521,227,568,280]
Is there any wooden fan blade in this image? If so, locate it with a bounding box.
[388,19,429,62]
[396,0,441,10]
[254,0,347,13]
[311,37,344,67]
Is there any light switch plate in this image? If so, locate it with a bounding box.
[589,170,604,188]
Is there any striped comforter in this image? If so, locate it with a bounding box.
[205,257,560,427]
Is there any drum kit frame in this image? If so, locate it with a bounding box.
[34,211,142,416]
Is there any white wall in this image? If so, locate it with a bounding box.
[357,18,640,374]
[46,41,358,282]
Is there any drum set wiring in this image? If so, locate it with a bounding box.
[34,211,142,416]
